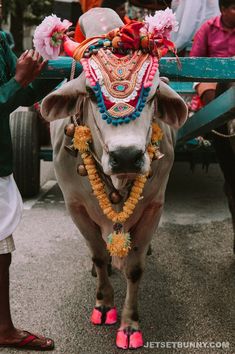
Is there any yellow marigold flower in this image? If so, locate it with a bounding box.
[151,122,163,142]
[87,168,97,174]
[93,183,104,191]
[124,202,136,210]
[84,158,94,165]
[103,207,113,215]
[107,211,117,220]
[129,192,139,199]
[74,126,92,152]
[132,186,143,193]
[137,175,147,183]
[107,231,131,257]
[100,204,109,210]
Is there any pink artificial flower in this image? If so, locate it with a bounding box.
[33,14,72,59]
[144,8,178,39]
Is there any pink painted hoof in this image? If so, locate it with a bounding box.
[105,307,118,325]
[116,327,143,349]
[91,306,117,325]
[129,330,144,349]
[91,307,102,325]
[116,329,128,349]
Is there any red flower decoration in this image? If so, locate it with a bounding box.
[119,21,144,50]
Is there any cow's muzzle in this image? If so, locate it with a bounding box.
[109,147,144,174]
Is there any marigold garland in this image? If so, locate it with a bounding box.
[73,122,163,257]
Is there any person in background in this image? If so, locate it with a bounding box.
[79,0,103,13]
[129,0,172,11]
[171,0,220,52]
[0,3,14,49]
[190,0,235,247]
[190,0,235,102]
[128,0,172,20]
[0,1,62,350]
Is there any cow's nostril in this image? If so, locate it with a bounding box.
[135,152,144,166]
[135,158,143,167]
[110,153,119,168]
[109,148,144,173]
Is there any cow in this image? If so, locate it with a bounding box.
[41,8,188,350]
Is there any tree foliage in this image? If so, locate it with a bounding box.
[2,0,54,52]
[2,0,54,25]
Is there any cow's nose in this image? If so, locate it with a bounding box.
[109,147,144,174]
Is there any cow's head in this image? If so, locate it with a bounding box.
[41,8,187,188]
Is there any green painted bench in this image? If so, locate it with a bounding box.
[40,56,235,141]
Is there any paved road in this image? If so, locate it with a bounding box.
[1,162,234,354]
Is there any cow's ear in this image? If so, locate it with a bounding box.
[155,80,188,129]
[41,73,87,121]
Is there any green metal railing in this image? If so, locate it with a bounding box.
[39,56,235,161]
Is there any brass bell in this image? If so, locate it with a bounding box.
[64,124,75,137]
[109,191,122,204]
[64,144,78,157]
[77,164,88,176]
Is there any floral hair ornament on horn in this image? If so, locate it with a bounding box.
[33,8,178,60]
[33,14,72,59]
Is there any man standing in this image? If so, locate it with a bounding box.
[190,0,235,249]
[0,1,61,350]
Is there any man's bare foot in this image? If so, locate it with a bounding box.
[0,327,54,350]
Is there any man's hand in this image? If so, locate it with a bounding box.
[14,49,47,87]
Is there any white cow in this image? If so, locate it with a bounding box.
[41,8,188,350]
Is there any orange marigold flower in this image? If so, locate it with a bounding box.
[151,122,163,142]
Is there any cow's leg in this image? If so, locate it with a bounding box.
[116,202,163,349]
[91,256,112,277]
[67,204,117,325]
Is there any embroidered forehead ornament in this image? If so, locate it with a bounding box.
[34,9,178,126]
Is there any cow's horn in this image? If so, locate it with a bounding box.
[63,37,80,58]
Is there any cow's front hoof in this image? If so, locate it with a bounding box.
[116,327,143,349]
[91,306,117,325]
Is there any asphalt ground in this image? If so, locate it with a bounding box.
[0,162,234,354]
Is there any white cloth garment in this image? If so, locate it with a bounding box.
[0,174,23,241]
[0,235,15,254]
[171,0,220,50]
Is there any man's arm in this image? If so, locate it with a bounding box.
[0,37,62,116]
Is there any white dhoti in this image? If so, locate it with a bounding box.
[0,174,23,253]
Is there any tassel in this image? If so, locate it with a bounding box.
[107,224,131,257]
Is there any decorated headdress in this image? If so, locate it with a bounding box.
[34,8,178,127]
